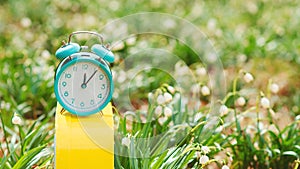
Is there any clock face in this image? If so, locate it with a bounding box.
[55,57,112,116]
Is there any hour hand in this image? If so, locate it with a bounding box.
[83,73,87,84]
[81,73,87,89]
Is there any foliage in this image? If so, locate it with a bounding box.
[0,109,54,168]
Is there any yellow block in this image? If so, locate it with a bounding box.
[55,102,114,169]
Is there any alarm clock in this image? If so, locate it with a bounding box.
[54,31,114,116]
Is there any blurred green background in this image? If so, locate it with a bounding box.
[1,0,299,120]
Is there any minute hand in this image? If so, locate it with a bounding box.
[85,70,98,85]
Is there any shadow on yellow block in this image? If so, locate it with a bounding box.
[55,103,114,169]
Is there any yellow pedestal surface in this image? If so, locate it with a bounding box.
[55,103,114,169]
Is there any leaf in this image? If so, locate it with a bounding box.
[150,150,168,169]
[282,151,299,158]
[12,144,47,169]
[295,145,300,151]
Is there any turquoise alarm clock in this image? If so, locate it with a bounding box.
[54,31,114,116]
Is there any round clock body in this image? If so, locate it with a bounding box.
[54,52,113,116]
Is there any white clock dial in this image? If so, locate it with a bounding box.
[57,61,110,114]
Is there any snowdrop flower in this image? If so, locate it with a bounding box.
[196,67,207,76]
[117,71,127,83]
[201,86,210,96]
[157,94,165,105]
[215,125,224,132]
[41,50,51,60]
[12,115,22,125]
[5,103,11,111]
[261,97,270,109]
[167,86,175,94]
[243,72,254,83]
[219,105,229,116]
[158,116,167,125]
[295,115,300,121]
[112,41,125,51]
[236,96,246,106]
[163,92,173,103]
[148,92,153,100]
[196,151,201,158]
[222,165,230,169]
[20,17,32,28]
[126,36,136,46]
[164,107,173,117]
[270,83,279,94]
[121,137,131,147]
[154,106,163,116]
[201,146,210,154]
[199,155,209,164]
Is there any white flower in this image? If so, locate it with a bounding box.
[199,155,209,164]
[20,17,32,28]
[154,106,163,116]
[201,86,210,96]
[148,92,153,101]
[157,95,165,105]
[41,50,51,60]
[164,107,173,117]
[196,151,201,158]
[121,137,131,147]
[167,86,175,94]
[236,97,246,106]
[243,72,254,83]
[112,41,125,51]
[201,146,210,154]
[163,92,173,103]
[270,83,279,94]
[196,67,207,76]
[215,125,224,132]
[158,116,167,125]
[261,97,270,109]
[222,165,230,169]
[219,105,229,116]
[12,115,22,125]
[126,37,136,46]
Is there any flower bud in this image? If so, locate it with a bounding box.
[164,92,173,103]
[270,83,279,94]
[167,86,175,94]
[121,137,131,147]
[236,96,246,106]
[201,146,210,154]
[158,116,167,125]
[201,86,210,96]
[261,97,270,109]
[164,107,173,117]
[222,165,230,169]
[196,67,207,76]
[243,72,254,83]
[12,115,22,125]
[157,94,165,105]
[154,106,163,116]
[199,155,209,164]
[219,105,229,116]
